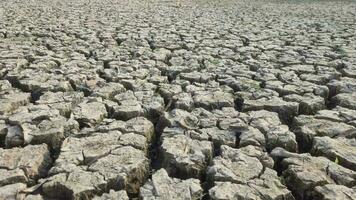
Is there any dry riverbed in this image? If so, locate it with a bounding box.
[1,0,356,199]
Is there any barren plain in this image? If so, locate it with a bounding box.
[0,0,356,199]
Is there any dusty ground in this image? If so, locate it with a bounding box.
[1,0,356,199]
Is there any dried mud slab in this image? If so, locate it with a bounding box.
[140,169,203,200]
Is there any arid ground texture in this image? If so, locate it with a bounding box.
[0,0,356,199]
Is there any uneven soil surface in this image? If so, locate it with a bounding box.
[1,0,356,199]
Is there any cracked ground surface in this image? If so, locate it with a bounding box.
[0,0,356,199]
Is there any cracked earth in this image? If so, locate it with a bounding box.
[1,0,356,199]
